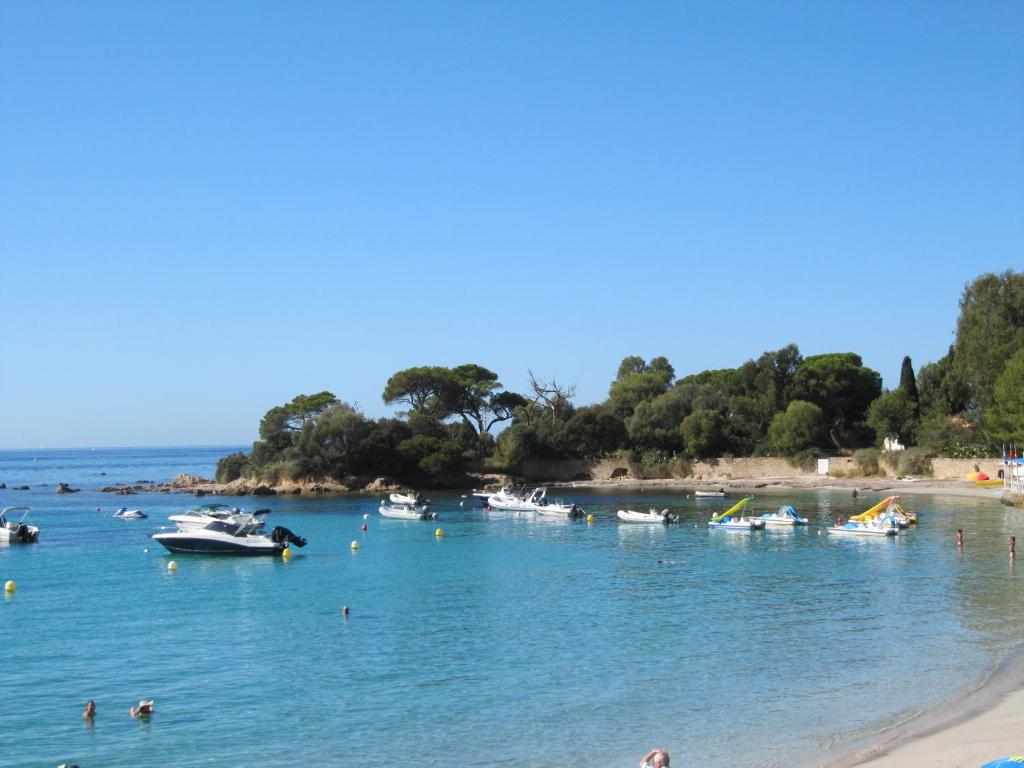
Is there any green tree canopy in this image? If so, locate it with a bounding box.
[952,270,1024,411]
[680,408,728,459]
[766,400,827,455]
[917,347,970,418]
[608,356,675,418]
[789,353,881,449]
[983,348,1024,444]
[382,366,452,415]
[867,390,919,446]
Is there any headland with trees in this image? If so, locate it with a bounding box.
[216,270,1024,490]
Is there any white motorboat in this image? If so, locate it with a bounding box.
[695,490,727,498]
[152,514,306,555]
[113,507,147,520]
[0,506,39,543]
[378,502,436,520]
[487,487,539,512]
[534,497,585,520]
[759,505,808,527]
[168,504,269,533]
[617,508,669,524]
[389,491,428,507]
[707,497,766,530]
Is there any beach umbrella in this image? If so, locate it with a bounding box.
[981,758,1024,767]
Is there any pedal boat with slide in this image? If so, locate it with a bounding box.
[827,496,908,537]
[707,497,766,530]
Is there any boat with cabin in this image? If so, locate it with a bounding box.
[152,512,306,555]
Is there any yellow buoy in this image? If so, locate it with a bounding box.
[586,514,594,524]
[167,561,177,572]
[281,547,292,561]
[434,527,444,538]
[350,540,360,551]
[4,580,15,594]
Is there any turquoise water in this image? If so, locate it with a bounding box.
[2,450,1024,767]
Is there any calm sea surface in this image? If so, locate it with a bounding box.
[2,448,1023,768]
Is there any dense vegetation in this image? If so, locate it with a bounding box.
[218,270,1024,487]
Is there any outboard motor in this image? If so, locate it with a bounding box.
[271,526,307,548]
[13,523,38,543]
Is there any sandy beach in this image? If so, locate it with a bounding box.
[826,650,1024,768]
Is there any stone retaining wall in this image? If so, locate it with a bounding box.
[521,455,1009,483]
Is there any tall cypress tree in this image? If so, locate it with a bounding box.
[898,356,920,417]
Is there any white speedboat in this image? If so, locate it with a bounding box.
[0,506,39,543]
[759,505,808,527]
[389,491,428,507]
[617,508,669,524]
[152,515,306,555]
[113,507,147,520]
[168,504,269,533]
[707,497,765,530]
[695,490,727,498]
[378,502,436,520]
[487,487,539,512]
[534,497,584,520]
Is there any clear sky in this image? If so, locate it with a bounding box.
[2,2,1021,449]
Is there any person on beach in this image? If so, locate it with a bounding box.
[82,700,96,720]
[129,699,154,718]
[641,747,671,767]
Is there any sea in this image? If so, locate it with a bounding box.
[1,447,1023,768]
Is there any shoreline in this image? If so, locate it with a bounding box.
[821,644,1024,767]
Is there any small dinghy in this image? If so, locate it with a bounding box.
[617,508,668,523]
[695,490,727,498]
[707,497,765,530]
[379,502,437,521]
[113,507,147,520]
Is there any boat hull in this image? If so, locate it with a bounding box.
[827,526,896,537]
[617,510,664,523]
[379,505,435,520]
[151,532,283,555]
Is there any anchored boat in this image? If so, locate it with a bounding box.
[152,512,306,555]
[827,496,904,537]
[759,505,808,527]
[378,501,437,520]
[0,506,39,544]
[707,497,765,530]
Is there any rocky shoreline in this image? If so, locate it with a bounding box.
[98,473,445,497]
[94,471,1024,507]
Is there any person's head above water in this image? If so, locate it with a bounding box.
[641,748,670,767]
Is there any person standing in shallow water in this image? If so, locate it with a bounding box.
[641,747,671,767]
[82,700,95,721]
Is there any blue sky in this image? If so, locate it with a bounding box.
[2,2,1021,448]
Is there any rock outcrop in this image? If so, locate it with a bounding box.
[56,483,80,494]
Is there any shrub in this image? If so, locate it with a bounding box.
[215,452,250,483]
[786,448,824,472]
[768,401,827,456]
[896,447,933,476]
[853,448,881,477]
